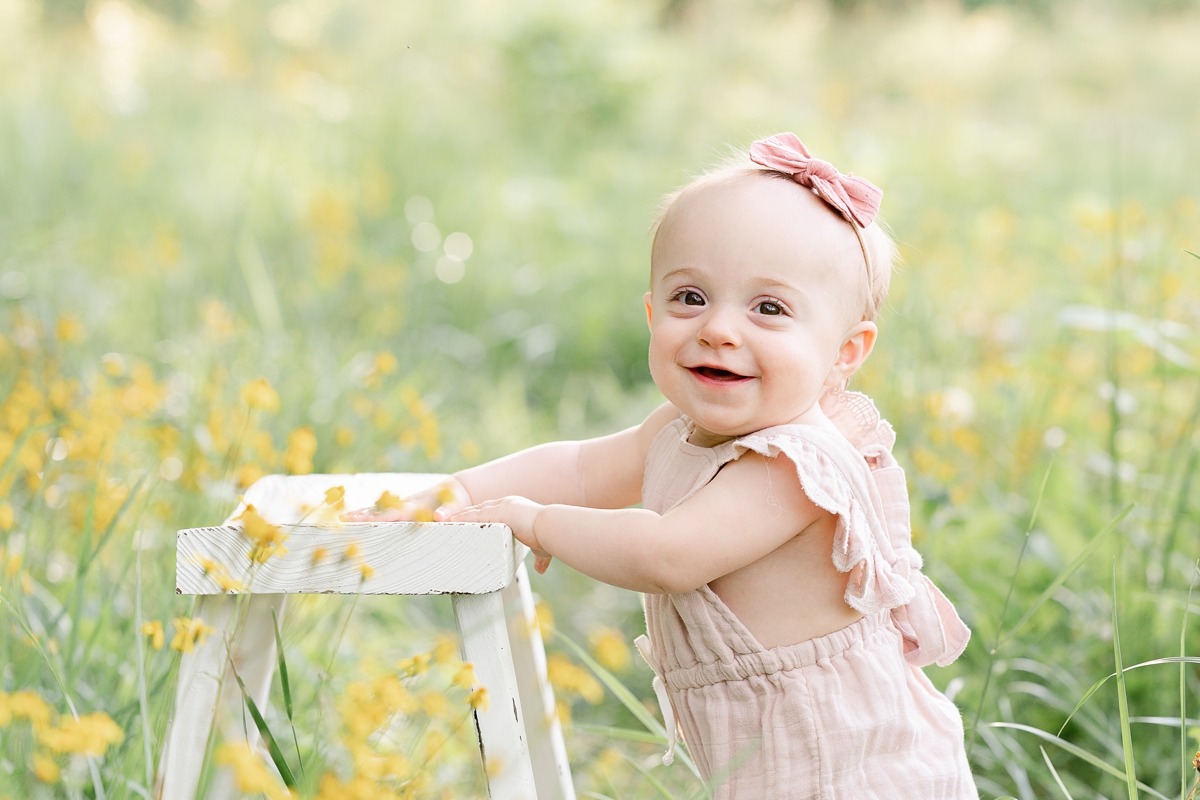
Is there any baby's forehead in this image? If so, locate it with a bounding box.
[653,172,861,269]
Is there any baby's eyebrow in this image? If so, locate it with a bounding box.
[658,267,701,284]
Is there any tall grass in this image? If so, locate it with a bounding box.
[1,0,1198,796]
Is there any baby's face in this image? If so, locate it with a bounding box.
[645,174,867,444]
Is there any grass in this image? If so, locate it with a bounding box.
[1,0,1199,797]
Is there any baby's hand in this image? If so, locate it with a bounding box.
[340,478,470,523]
[450,497,554,574]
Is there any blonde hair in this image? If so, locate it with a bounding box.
[651,158,899,323]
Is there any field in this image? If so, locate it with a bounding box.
[1,0,1198,797]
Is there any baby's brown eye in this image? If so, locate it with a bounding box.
[674,290,704,306]
[757,301,782,315]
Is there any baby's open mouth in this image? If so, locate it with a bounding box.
[691,366,749,382]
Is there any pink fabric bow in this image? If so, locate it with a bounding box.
[749,132,883,228]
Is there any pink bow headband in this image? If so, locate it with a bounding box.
[748,133,882,228]
[749,133,882,295]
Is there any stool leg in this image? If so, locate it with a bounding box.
[502,563,575,799]
[155,594,238,800]
[207,594,288,799]
[453,590,538,799]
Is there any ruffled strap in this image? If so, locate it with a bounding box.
[867,447,970,667]
[733,395,970,668]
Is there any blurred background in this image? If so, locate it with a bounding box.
[1,0,1198,796]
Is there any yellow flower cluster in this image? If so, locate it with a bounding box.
[0,690,124,784]
[170,616,215,653]
[234,503,290,564]
[216,742,295,800]
[312,642,490,798]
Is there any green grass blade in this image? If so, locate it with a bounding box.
[271,608,304,776]
[998,503,1131,648]
[552,630,665,738]
[134,546,154,791]
[1058,657,1200,735]
[552,629,701,779]
[1041,746,1075,799]
[988,723,1170,799]
[573,723,678,746]
[1182,564,1198,799]
[615,750,679,800]
[271,610,294,721]
[229,660,297,788]
[1110,566,1138,800]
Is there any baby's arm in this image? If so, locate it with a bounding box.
[452,449,823,593]
[343,402,678,522]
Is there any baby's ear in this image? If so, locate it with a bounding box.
[643,291,654,329]
[834,321,877,381]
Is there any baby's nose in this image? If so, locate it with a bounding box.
[696,309,741,347]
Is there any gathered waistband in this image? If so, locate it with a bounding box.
[660,611,895,691]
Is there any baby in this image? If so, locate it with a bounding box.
[348,133,976,798]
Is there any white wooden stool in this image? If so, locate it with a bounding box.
[156,473,575,800]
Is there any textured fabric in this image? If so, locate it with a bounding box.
[639,393,977,798]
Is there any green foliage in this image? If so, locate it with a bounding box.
[1,0,1198,797]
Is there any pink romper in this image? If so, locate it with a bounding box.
[635,392,977,798]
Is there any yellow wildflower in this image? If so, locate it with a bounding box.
[588,626,631,673]
[236,462,265,490]
[234,504,289,563]
[323,485,346,509]
[467,687,489,711]
[283,427,317,475]
[534,600,554,639]
[171,616,215,653]
[240,378,280,413]
[31,753,60,783]
[546,653,603,705]
[333,425,355,448]
[216,573,246,593]
[420,690,450,718]
[142,620,164,650]
[375,490,405,511]
[343,542,360,561]
[358,563,375,581]
[55,314,85,343]
[451,663,476,690]
[436,484,458,507]
[310,546,328,567]
[38,712,124,756]
[397,652,431,677]
[0,501,13,531]
[4,689,53,729]
[431,632,458,664]
[249,542,289,564]
[215,742,292,800]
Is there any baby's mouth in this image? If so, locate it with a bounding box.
[690,366,750,383]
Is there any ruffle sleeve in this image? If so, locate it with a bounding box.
[731,392,970,668]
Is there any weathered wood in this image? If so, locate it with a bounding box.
[455,590,539,798]
[159,472,575,800]
[176,522,518,595]
[503,562,576,799]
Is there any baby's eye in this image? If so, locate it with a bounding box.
[672,290,705,306]
[756,300,784,316]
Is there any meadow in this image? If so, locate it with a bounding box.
[1,0,1198,797]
